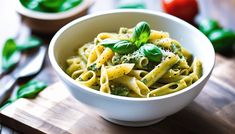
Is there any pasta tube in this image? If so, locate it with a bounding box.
[115,76,150,97]
[100,66,111,94]
[142,53,180,87]
[106,63,134,80]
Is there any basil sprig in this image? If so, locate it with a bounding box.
[131,21,151,47]
[139,44,162,63]
[1,36,43,72]
[0,80,47,110]
[2,39,21,72]
[100,21,163,63]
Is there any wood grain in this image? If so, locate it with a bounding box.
[0,54,235,134]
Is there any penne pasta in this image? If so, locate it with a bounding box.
[65,22,203,98]
[115,76,150,97]
[100,66,111,94]
[106,63,134,80]
[141,53,180,87]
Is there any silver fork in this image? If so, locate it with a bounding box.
[0,46,47,104]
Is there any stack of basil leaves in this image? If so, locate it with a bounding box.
[99,21,163,63]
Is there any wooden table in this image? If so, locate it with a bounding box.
[0,0,235,133]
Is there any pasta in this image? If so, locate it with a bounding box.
[66,21,203,98]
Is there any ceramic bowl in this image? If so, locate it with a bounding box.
[15,0,94,34]
[49,10,215,127]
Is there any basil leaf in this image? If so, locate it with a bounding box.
[0,98,16,110]
[1,39,20,71]
[118,4,146,9]
[20,0,42,11]
[17,36,43,51]
[113,40,137,54]
[59,0,83,12]
[99,39,120,48]
[132,21,151,47]
[139,44,162,63]
[20,0,83,13]
[0,80,47,110]
[39,0,64,12]
[17,80,47,99]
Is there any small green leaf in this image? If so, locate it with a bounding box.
[39,0,64,12]
[99,39,120,48]
[17,80,47,99]
[132,21,151,47]
[0,80,47,110]
[17,36,43,51]
[112,40,137,54]
[139,44,162,63]
[118,4,146,9]
[20,0,83,13]
[59,0,83,12]
[0,98,16,110]
[20,0,42,11]
[1,39,20,71]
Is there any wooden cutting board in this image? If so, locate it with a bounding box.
[0,55,235,134]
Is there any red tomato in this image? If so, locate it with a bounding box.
[162,0,199,24]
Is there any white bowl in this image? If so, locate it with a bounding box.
[49,10,215,127]
[15,0,94,33]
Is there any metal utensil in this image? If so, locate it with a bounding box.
[0,46,46,104]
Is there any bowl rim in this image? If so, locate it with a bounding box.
[49,9,215,102]
[15,0,94,20]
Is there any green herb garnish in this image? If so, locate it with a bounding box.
[1,39,20,72]
[16,36,43,51]
[139,43,162,63]
[112,40,137,54]
[20,0,83,13]
[0,80,47,110]
[1,36,43,72]
[131,21,151,47]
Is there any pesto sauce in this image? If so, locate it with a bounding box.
[110,84,130,97]
[112,50,161,71]
[87,63,98,71]
[120,50,144,64]
[20,0,83,13]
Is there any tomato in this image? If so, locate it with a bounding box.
[162,0,199,24]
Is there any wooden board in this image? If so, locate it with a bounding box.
[0,55,235,134]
